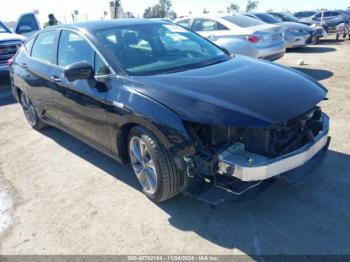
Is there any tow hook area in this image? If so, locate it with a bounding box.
[183,155,274,205]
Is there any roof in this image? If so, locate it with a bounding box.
[46,19,166,32]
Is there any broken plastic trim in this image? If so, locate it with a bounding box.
[217,113,329,182]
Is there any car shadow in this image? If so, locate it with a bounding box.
[292,67,334,81]
[159,150,350,255]
[39,127,350,255]
[317,38,342,45]
[39,127,141,189]
[287,46,337,53]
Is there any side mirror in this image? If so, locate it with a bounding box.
[64,61,94,82]
[18,25,32,33]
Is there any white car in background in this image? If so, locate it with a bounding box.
[1,13,40,78]
[175,15,286,61]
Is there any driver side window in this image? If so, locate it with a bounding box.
[58,31,94,67]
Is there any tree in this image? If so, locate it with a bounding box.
[143,0,177,18]
[227,3,240,14]
[125,11,135,18]
[246,0,259,12]
[203,8,209,14]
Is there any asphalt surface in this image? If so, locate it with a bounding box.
[0,38,349,256]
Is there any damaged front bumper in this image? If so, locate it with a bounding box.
[217,113,330,182]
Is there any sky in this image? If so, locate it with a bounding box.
[1,0,349,23]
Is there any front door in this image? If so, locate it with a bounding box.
[50,30,112,153]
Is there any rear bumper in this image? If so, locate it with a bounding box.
[256,41,286,60]
[260,52,285,61]
[218,114,330,182]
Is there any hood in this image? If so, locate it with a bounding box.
[130,56,327,128]
[278,22,313,30]
[0,32,26,42]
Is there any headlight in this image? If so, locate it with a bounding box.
[288,28,305,34]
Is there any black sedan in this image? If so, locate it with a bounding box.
[10,20,330,203]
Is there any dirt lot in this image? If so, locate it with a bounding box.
[0,38,350,256]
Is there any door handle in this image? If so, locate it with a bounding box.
[50,76,61,83]
[22,63,27,69]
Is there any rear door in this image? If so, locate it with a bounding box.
[50,30,111,152]
[14,13,41,38]
[12,30,60,123]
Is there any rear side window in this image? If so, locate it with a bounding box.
[331,12,341,17]
[176,19,190,28]
[192,19,228,31]
[58,31,94,67]
[16,14,39,34]
[31,31,56,63]
[223,15,264,28]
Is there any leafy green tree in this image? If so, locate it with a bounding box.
[246,0,259,12]
[143,0,177,19]
[227,3,240,13]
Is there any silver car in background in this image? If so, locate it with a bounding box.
[244,13,317,48]
[175,15,286,61]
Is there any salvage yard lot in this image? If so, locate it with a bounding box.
[0,38,349,255]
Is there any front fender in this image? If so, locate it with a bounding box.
[105,77,194,161]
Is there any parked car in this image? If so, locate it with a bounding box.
[0,21,26,79]
[244,12,318,48]
[10,20,330,203]
[269,12,311,25]
[294,11,317,22]
[307,10,350,32]
[268,12,326,39]
[175,15,286,61]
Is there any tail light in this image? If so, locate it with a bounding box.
[7,58,14,66]
[246,35,263,44]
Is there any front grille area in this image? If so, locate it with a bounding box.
[242,107,323,157]
[0,40,22,66]
[187,107,324,158]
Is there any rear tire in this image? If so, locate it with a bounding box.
[20,91,47,130]
[128,126,183,203]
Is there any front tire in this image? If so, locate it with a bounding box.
[128,126,183,203]
[20,92,46,130]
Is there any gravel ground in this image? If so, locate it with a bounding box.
[0,38,349,256]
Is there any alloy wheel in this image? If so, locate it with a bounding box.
[129,136,158,194]
[21,93,37,126]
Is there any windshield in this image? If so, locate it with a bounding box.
[255,13,282,24]
[94,23,229,76]
[223,15,264,28]
[278,13,299,22]
[0,21,11,33]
